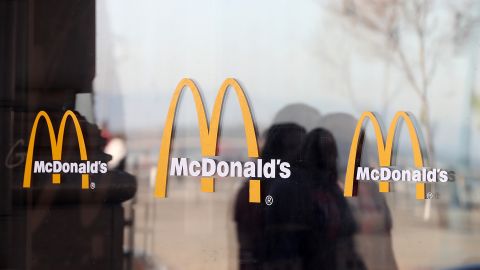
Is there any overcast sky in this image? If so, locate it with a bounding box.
[93,0,480,166]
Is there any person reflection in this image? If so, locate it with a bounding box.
[263,128,366,270]
[321,113,397,270]
[234,123,307,270]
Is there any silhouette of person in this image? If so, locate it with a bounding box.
[263,128,366,270]
[321,113,397,270]
[234,123,307,270]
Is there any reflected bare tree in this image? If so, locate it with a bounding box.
[327,0,478,164]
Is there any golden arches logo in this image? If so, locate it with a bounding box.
[22,110,89,189]
[343,111,426,200]
[154,78,261,203]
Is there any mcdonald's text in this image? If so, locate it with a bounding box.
[33,161,108,175]
[355,167,449,183]
[169,158,291,179]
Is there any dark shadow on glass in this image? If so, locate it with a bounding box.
[234,105,376,269]
[0,1,137,269]
[321,113,397,270]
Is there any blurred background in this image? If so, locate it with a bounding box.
[94,0,480,269]
[2,0,480,269]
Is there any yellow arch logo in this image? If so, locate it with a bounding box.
[154,78,261,203]
[22,110,89,189]
[343,111,426,200]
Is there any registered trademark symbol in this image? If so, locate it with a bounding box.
[265,195,273,206]
[90,182,96,190]
[427,192,433,199]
